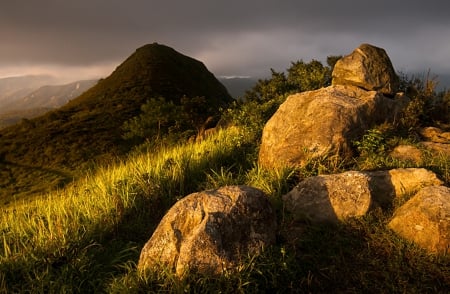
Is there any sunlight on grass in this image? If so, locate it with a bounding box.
[0,126,256,292]
[1,125,449,292]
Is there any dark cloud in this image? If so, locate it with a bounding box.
[1,0,449,81]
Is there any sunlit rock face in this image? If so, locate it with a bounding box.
[332,43,400,96]
[138,185,277,276]
[282,168,442,224]
[389,186,450,254]
[258,44,407,170]
[258,85,407,169]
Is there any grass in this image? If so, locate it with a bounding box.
[1,125,449,293]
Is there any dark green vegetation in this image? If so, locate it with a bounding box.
[1,47,450,292]
[0,107,53,129]
[0,43,233,203]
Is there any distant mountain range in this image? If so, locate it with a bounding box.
[2,79,98,111]
[0,78,97,128]
[219,76,257,99]
[0,75,56,104]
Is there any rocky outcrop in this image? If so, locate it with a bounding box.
[283,168,442,223]
[258,85,407,169]
[420,127,450,143]
[389,145,423,163]
[367,168,443,207]
[419,127,450,156]
[138,186,276,276]
[282,171,372,223]
[390,127,450,164]
[388,186,450,254]
[332,43,400,96]
[258,43,408,170]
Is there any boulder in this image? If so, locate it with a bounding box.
[388,186,450,254]
[138,185,276,276]
[417,126,450,156]
[282,171,372,223]
[332,43,399,96]
[420,127,450,143]
[258,85,407,169]
[282,168,443,223]
[389,145,423,164]
[366,168,443,207]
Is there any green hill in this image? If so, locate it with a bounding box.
[0,43,233,202]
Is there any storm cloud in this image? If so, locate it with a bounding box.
[1,0,449,82]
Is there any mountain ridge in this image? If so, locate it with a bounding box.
[0,43,233,200]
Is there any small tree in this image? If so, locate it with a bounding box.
[122,97,181,142]
[244,69,293,103]
[398,71,447,130]
[287,59,332,92]
[224,57,337,141]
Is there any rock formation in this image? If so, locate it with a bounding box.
[389,145,423,163]
[388,186,450,254]
[283,168,442,223]
[390,126,450,163]
[331,43,400,96]
[367,168,443,207]
[138,186,276,276]
[282,171,372,223]
[258,44,407,170]
[258,85,407,169]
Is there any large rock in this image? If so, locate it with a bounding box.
[258,85,407,169]
[388,186,450,254]
[332,43,400,96]
[138,186,276,276]
[283,168,442,223]
[366,168,443,207]
[420,127,450,143]
[282,171,372,223]
[418,126,450,157]
[389,145,423,164]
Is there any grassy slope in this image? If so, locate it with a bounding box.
[1,126,449,293]
[0,43,233,203]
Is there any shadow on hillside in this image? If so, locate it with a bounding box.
[280,213,449,293]
[0,160,73,204]
[290,172,396,224]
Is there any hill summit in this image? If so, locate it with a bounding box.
[66,43,233,110]
[0,43,233,199]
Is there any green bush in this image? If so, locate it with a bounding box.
[223,58,336,143]
[398,71,450,131]
[122,96,217,147]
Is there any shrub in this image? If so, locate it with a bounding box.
[398,71,449,131]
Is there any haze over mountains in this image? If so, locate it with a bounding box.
[0,77,97,128]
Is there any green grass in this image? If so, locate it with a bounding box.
[1,125,449,293]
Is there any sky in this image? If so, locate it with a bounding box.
[1,0,449,86]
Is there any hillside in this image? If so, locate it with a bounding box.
[0,43,233,202]
[1,125,448,292]
[0,108,52,129]
[0,45,449,292]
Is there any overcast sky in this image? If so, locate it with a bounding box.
[1,0,449,85]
